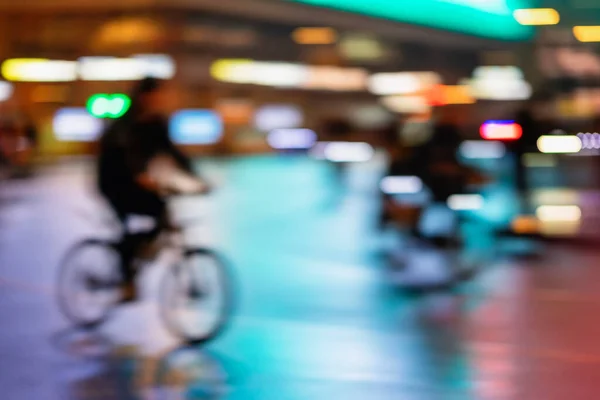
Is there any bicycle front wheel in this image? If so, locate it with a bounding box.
[159,249,233,345]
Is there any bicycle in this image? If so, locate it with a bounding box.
[56,196,234,345]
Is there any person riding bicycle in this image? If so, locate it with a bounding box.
[97,77,206,301]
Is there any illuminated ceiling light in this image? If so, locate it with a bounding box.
[53,108,104,142]
[459,140,506,159]
[380,176,423,194]
[210,59,255,83]
[292,27,338,45]
[447,194,484,211]
[132,54,176,79]
[78,57,144,81]
[368,72,441,95]
[536,205,581,223]
[573,26,600,42]
[267,129,317,150]
[480,120,522,140]
[513,8,559,26]
[87,94,131,119]
[304,66,368,91]
[1,59,77,82]
[537,135,582,154]
[0,81,14,102]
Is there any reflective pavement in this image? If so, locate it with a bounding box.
[1,155,600,399]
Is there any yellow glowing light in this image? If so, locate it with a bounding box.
[536,205,582,223]
[573,26,600,42]
[292,27,338,45]
[512,216,539,234]
[210,59,255,83]
[442,85,475,105]
[1,59,77,82]
[537,135,582,154]
[513,8,559,26]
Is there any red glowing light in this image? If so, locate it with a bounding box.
[480,121,522,140]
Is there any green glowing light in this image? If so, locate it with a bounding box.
[287,0,534,40]
[86,94,131,118]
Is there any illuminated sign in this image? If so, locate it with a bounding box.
[87,94,131,118]
[267,129,317,150]
[169,110,223,145]
[368,72,441,96]
[1,59,78,82]
[287,0,533,40]
[0,81,13,102]
[480,120,522,140]
[53,108,104,142]
[537,135,582,154]
[255,105,303,132]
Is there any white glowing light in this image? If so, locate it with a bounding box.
[267,129,317,150]
[447,194,484,210]
[459,140,506,159]
[536,205,581,222]
[0,81,14,101]
[53,108,103,141]
[466,66,532,101]
[380,176,423,194]
[323,142,374,162]
[368,72,441,95]
[78,56,175,81]
[255,105,303,132]
[537,135,582,154]
[133,54,176,79]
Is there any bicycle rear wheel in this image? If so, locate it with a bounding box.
[159,249,233,345]
[57,239,122,328]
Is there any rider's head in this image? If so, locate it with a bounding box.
[125,77,169,120]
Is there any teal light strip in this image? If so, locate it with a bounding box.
[288,0,534,40]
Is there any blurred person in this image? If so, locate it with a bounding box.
[509,101,538,211]
[97,77,207,301]
[407,114,487,247]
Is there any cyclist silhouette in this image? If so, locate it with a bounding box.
[97,78,198,301]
